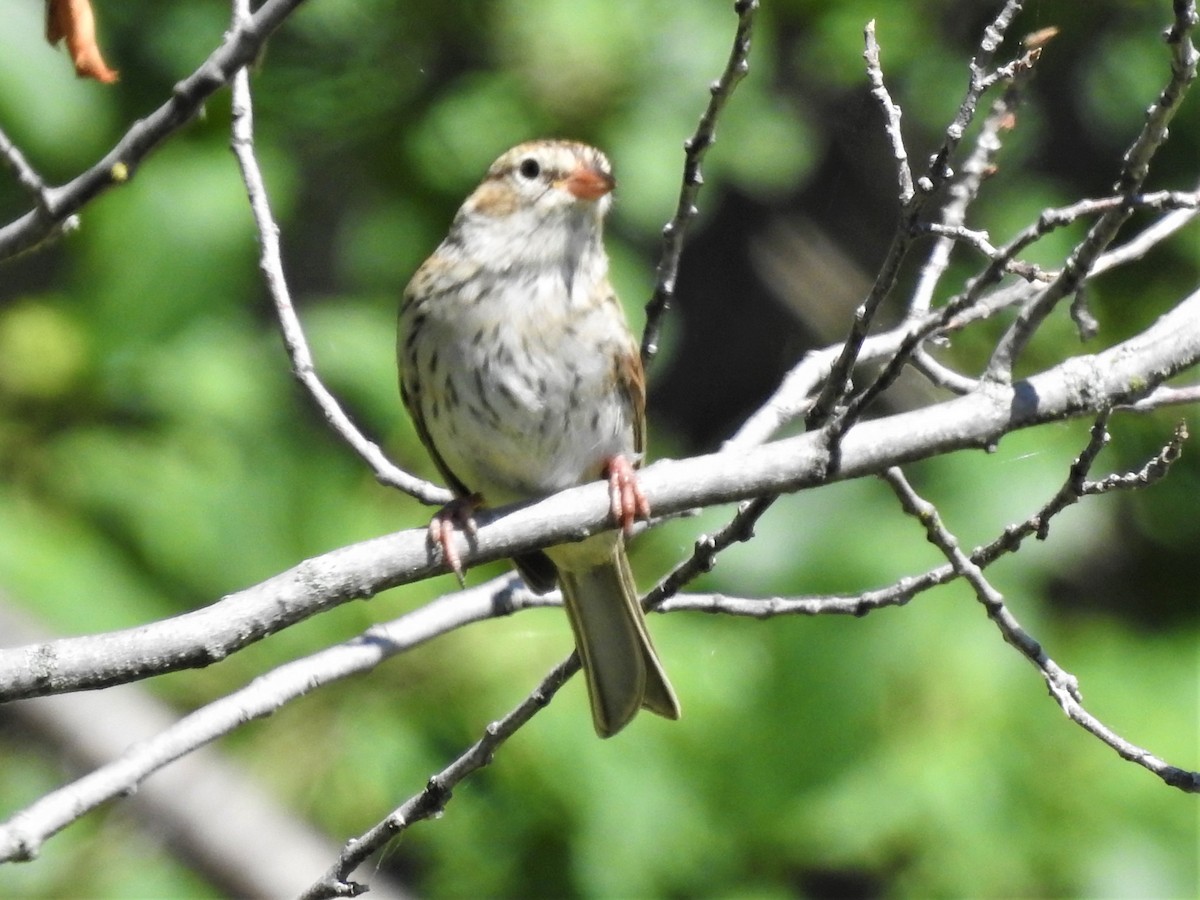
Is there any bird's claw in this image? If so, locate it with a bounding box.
[605,455,650,537]
[429,493,482,586]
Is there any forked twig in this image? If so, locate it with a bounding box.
[985,0,1199,378]
[807,1,1028,432]
[881,419,1198,793]
[0,0,314,262]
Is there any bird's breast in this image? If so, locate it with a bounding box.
[409,269,636,505]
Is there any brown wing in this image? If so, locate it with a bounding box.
[398,371,472,499]
[615,334,647,463]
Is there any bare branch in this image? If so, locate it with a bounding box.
[0,125,50,206]
[0,0,314,262]
[644,496,771,609]
[676,412,1188,618]
[1081,420,1188,494]
[0,574,536,864]
[807,2,1027,431]
[662,587,915,618]
[937,188,1200,291]
[1092,181,1200,275]
[986,1,1199,378]
[881,462,1198,793]
[228,39,449,505]
[726,283,1022,449]
[863,20,914,205]
[919,222,1049,283]
[911,49,1046,320]
[928,0,1026,184]
[835,186,1199,435]
[304,644,579,899]
[733,187,1197,450]
[3,289,1198,703]
[0,123,79,256]
[0,598,413,896]
[641,0,758,364]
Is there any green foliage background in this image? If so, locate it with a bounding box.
[0,0,1197,897]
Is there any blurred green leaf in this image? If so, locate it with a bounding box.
[0,1,1196,897]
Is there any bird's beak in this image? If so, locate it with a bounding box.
[562,164,616,201]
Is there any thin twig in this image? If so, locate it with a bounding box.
[986,1,1199,379]
[924,189,1198,274]
[646,496,778,610]
[228,38,448,504]
[1091,180,1200,275]
[928,0,1026,185]
[910,45,1044,321]
[0,125,50,207]
[0,0,315,262]
[807,3,1027,432]
[919,222,1048,282]
[0,124,80,257]
[641,0,758,364]
[863,20,914,205]
[1081,420,1187,494]
[675,413,1188,618]
[730,187,1197,450]
[881,456,1198,793]
[834,187,1200,433]
[303,649,579,899]
[805,25,915,431]
[910,348,980,395]
[726,283,1025,449]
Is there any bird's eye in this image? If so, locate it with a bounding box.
[517,158,541,180]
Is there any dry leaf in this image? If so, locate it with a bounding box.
[46,0,119,84]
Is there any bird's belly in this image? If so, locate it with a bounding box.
[420,329,635,506]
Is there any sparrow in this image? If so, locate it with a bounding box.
[397,140,681,737]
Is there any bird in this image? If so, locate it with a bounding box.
[397,139,681,737]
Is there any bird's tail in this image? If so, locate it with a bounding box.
[556,541,680,737]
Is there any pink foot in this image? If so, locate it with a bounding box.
[429,493,482,585]
[604,456,650,536]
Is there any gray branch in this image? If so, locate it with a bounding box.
[1,1,1197,891]
[228,25,449,506]
[0,575,540,865]
[641,0,758,363]
[0,0,313,262]
[2,286,1198,704]
[985,1,1198,377]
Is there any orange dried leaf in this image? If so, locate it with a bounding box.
[45,0,119,84]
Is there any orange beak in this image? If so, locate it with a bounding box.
[562,165,615,201]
